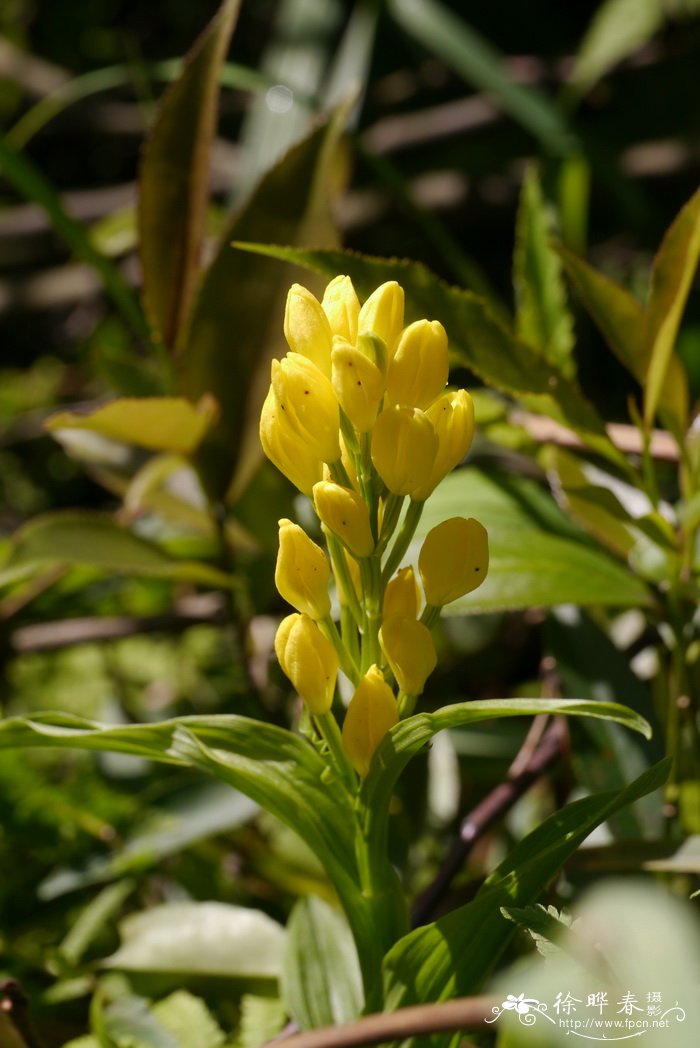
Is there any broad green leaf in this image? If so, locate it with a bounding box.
[282,896,364,1030]
[419,469,653,612]
[569,0,664,96]
[151,992,225,1048]
[388,0,575,156]
[514,167,575,376]
[46,397,219,456]
[237,245,628,471]
[60,880,135,967]
[558,245,688,430]
[381,760,670,1044]
[238,996,287,1048]
[176,108,346,498]
[644,186,700,427]
[0,513,233,589]
[139,0,241,346]
[106,902,284,980]
[0,136,147,341]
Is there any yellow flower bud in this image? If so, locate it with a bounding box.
[260,387,323,496]
[358,281,404,357]
[412,389,475,501]
[275,613,337,715]
[313,481,374,558]
[284,284,333,377]
[379,615,437,695]
[383,566,420,620]
[371,406,438,497]
[386,319,448,410]
[271,353,340,464]
[418,516,489,606]
[342,665,398,776]
[275,518,331,619]
[331,339,385,433]
[321,275,360,343]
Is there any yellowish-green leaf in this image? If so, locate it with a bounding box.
[46,396,219,456]
[514,167,574,376]
[139,0,241,347]
[644,186,700,427]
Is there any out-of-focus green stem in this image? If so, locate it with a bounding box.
[375,493,404,556]
[315,711,356,790]
[320,615,360,684]
[325,529,363,628]
[382,499,424,583]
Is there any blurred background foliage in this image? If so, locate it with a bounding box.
[0,0,699,1044]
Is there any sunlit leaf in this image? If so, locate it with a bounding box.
[514,167,575,376]
[570,0,664,96]
[139,0,241,347]
[46,397,219,456]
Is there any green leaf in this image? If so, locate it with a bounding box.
[46,397,219,456]
[238,995,287,1048]
[0,512,233,589]
[514,168,575,376]
[176,108,346,498]
[569,0,665,96]
[559,244,688,430]
[282,896,364,1030]
[388,0,575,156]
[105,902,284,981]
[151,991,225,1048]
[644,186,700,427]
[419,469,653,612]
[381,760,670,1042]
[236,245,628,471]
[139,0,241,347]
[0,135,147,341]
[60,880,136,967]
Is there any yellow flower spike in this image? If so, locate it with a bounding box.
[271,353,341,464]
[379,615,437,695]
[386,319,449,410]
[260,387,323,496]
[358,281,405,357]
[322,275,360,343]
[312,481,374,559]
[371,405,438,497]
[342,665,398,777]
[413,389,476,501]
[383,566,420,620]
[331,338,385,433]
[418,516,489,606]
[275,613,337,715]
[284,284,333,377]
[275,518,331,619]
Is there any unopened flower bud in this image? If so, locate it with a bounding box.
[322,275,360,344]
[371,406,438,497]
[386,320,448,409]
[379,616,437,695]
[342,665,398,776]
[271,353,340,464]
[313,481,374,558]
[331,339,385,433]
[383,566,420,620]
[358,282,404,356]
[284,284,332,377]
[260,387,322,496]
[413,389,475,501]
[275,518,331,619]
[418,516,488,606]
[275,613,337,714]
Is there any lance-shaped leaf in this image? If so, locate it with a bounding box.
[139,0,241,347]
[235,245,628,472]
[514,167,574,376]
[381,760,669,1047]
[176,109,346,499]
[644,186,700,428]
[0,512,233,589]
[46,396,219,456]
[559,244,688,433]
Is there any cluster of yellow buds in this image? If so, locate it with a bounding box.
[261,276,488,779]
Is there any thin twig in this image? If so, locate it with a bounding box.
[511,411,679,462]
[265,996,494,1048]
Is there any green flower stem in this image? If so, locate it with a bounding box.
[359,556,383,671]
[382,499,425,583]
[324,529,363,628]
[375,492,404,557]
[398,690,418,717]
[329,458,353,489]
[420,603,442,629]
[320,616,360,685]
[341,604,361,667]
[339,405,360,455]
[358,431,380,542]
[315,711,357,790]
